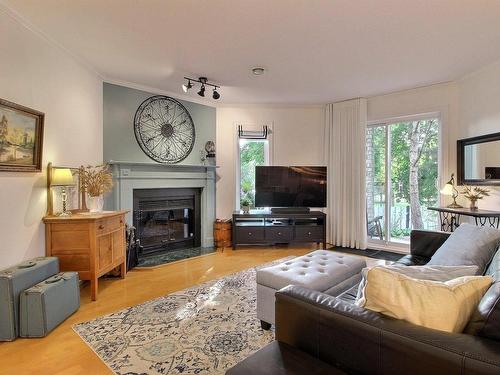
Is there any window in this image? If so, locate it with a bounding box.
[238,139,269,209]
[366,117,440,248]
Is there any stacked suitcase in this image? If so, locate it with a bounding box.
[0,257,80,341]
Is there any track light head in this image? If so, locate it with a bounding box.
[198,85,206,97]
[182,80,193,93]
[212,88,220,100]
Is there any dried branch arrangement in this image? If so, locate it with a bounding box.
[79,164,113,197]
[462,185,490,201]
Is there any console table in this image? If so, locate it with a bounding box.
[232,210,326,249]
[427,206,500,232]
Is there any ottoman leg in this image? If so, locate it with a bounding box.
[260,320,272,330]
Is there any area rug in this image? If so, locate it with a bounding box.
[73,257,293,375]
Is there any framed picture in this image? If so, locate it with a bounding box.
[0,98,44,172]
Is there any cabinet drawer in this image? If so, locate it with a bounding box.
[96,215,124,235]
[295,226,324,241]
[236,227,265,243]
[265,226,292,241]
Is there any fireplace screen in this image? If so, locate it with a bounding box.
[133,189,201,255]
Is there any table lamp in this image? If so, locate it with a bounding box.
[440,173,462,208]
[52,168,75,216]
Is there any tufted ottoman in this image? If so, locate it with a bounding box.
[256,250,366,329]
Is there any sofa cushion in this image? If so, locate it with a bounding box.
[357,266,493,333]
[465,245,500,340]
[427,223,500,274]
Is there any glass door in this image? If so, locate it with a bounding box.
[366,118,440,249]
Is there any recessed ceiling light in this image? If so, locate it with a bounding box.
[252,67,265,75]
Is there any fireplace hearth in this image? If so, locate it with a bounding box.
[133,188,201,256]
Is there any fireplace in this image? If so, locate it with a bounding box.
[133,188,201,255]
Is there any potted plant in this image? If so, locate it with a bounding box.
[462,185,490,210]
[79,164,113,213]
[240,197,252,214]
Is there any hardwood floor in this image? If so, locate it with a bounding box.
[0,245,317,375]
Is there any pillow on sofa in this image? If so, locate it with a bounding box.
[427,223,500,274]
[356,266,492,333]
[356,264,479,305]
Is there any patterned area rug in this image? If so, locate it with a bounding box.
[73,257,293,375]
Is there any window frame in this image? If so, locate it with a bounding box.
[366,112,443,253]
[234,123,273,211]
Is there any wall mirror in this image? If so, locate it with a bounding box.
[458,131,500,186]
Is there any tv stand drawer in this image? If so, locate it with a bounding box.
[235,227,265,243]
[265,227,292,241]
[295,226,324,241]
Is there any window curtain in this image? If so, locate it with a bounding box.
[325,98,368,249]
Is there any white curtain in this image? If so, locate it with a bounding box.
[325,98,368,249]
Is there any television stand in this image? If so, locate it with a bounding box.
[232,210,326,249]
[271,207,310,214]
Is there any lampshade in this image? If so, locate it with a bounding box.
[52,168,75,186]
[440,183,454,196]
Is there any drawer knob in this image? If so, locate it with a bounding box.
[248,232,252,236]
[308,231,312,235]
[99,225,104,230]
[278,232,282,235]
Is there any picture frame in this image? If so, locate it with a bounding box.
[0,98,44,172]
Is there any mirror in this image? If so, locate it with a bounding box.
[458,132,500,185]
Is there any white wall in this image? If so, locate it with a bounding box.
[456,61,500,209]
[0,7,102,268]
[216,106,325,218]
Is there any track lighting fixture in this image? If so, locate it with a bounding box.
[182,76,221,100]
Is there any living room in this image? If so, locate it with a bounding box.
[1,1,500,374]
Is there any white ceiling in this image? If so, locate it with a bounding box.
[4,0,500,105]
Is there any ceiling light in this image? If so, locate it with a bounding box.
[212,88,220,100]
[252,67,265,75]
[198,85,205,97]
[183,76,220,100]
[182,80,193,93]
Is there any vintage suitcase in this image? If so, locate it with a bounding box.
[0,257,59,341]
[19,272,80,338]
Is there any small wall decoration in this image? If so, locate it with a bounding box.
[0,98,44,172]
[133,95,195,164]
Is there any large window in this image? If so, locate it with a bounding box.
[238,139,269,209]
[366,117,440,248]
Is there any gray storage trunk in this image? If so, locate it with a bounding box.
[0,257,59,341]
[20,272,80,338]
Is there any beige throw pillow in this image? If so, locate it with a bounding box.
[358,266,492,333]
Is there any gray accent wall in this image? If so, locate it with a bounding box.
[103,82,216,165]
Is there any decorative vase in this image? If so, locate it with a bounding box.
[88,195,104,213]
[469,199,478,210]
[242,205,250,214]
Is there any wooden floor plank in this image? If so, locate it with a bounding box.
[0,245,318,375]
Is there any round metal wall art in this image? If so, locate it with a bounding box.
[133,95,195,164]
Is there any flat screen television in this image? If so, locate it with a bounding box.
[255,166,327,208]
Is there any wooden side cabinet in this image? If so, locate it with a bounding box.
[43,210,128,301]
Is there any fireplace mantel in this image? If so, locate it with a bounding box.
[106,160,216,247]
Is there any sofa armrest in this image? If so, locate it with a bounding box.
[409,229,450,258]
[275,285,500,375]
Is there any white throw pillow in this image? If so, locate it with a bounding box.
[356,266,492,333]
[355,264,479,305]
